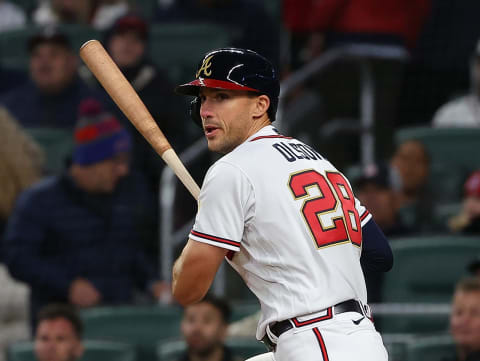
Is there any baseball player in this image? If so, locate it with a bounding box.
[172,48,393,361]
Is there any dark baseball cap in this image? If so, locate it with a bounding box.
[354,163,391,190]
[111,14,148,40]
[28,26,71,53]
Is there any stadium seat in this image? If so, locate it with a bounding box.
[405,335,456,361]
[156,337,267,361]
[148,23,232,84]
[382,236,480,303]
[7,340,137,361]
[0,25,101,70]
[80,305,183,361]
[24,127,73,174]
[394,127,480,170]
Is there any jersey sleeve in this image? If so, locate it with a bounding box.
[355,197,372,227]
[189,161,254,252]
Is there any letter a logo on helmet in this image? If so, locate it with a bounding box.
[175,47,280,125]
[196,55,214,78]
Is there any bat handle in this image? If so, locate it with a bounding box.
[162,149,200,200]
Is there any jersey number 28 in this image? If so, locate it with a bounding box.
[288,170,361,249]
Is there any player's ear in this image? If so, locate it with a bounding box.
[252,94,270,118]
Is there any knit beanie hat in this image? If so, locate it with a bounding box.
[73,98,131,165]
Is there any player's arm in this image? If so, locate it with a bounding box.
[172,239,228,306]
[360,219,394,273]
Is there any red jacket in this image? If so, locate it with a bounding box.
[284,0,430,48]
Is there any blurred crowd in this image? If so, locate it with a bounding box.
[1,0,480,360]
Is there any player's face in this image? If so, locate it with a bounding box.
[450,290,480,350]
[181,302,227,356]
[30,44,77,94]
[199,88,260,154]
[34,318,83,361]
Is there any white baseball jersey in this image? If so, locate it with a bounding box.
[189,125,372,340]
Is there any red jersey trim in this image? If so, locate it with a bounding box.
[190,230,240,248]
[250,135,293,142]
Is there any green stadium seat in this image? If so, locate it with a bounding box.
[148,23,232,84]
[24,127,73,174]
[80,305,183,361]
[395,127,480,170]
[7,340,137,361]
[0,25,101,70]
[382,236,480,303]
[405,335,456,361]
[156,337,267,361]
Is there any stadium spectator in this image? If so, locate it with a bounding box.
[3,99,168,327]
[445,277,480,361]
[33,0,94,26]
[448,171,480,234]
[0,107,44,238]
[0,264,29,361]
[0,108,40,361]
[283,0,430,69]
[353,163,407,302]
[354,163,407,237]
[0,26,110,128]
[34,304,84,361]
[154,0,279,67]
[0,66,27,96]
[177,294,243,361]
[80,13,191,189]
[390,139,433,232]
[0,0,26,32]
[33,0,129,30]
[282,0,430,164]
[432,39,480,128]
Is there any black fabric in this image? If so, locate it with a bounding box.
[269,299,365,338]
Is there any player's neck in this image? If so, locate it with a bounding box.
[246,116,271,138]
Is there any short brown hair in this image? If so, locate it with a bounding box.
[36,303,83,339]
[455,277,480,293]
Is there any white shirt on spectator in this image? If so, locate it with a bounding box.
[432,94,480,128]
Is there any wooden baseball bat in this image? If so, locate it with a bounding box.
[79,39,200,200]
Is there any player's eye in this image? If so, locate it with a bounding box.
[199,95,206,103]
[216,92,229,100]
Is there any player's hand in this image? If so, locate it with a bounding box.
[150,280,172,304]
[69,278,102,307]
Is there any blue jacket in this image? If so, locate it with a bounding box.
[0,76,110,128]
[3,171,159,318]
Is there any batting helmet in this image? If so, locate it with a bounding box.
[175,47,280,125]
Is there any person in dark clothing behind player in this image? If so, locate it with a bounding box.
[3,98,169,328]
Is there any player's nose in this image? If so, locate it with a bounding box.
[199,100,214,120]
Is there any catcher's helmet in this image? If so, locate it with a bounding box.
[175,47,280,125]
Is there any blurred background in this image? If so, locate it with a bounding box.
[1,1,480,361]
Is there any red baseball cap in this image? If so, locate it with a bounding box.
[464,171,480,197]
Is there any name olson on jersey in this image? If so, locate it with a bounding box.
[273,142,324,162]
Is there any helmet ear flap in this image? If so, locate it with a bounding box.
[189,97,202,126]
